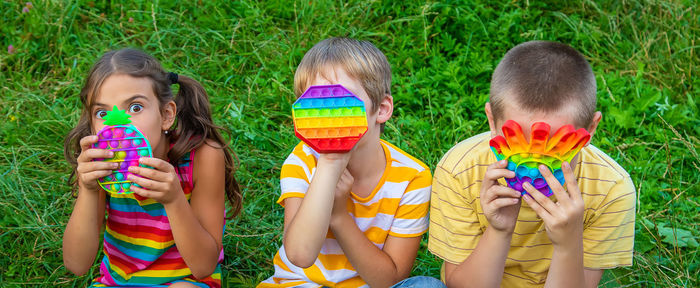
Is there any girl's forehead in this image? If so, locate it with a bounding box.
[94,74,157,105]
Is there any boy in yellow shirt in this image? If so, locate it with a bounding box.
[429,41,635,287]
[259,37,443,288]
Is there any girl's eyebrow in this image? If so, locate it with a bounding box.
[92,95,149,109]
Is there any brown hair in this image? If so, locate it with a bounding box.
[294,37,391,130]
[490,41,597,128]
[63,48,242,217]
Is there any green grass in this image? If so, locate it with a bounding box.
[1,0,698,287]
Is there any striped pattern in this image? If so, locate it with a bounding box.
[428,132,636,287]
[258,140,432,287]
[91,150,223,288]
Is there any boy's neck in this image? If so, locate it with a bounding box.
[347,138,386,183]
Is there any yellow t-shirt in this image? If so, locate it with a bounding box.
[258,140,432,288]
[428,132,635,286]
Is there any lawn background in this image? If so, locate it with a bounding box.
[1,0,698,287]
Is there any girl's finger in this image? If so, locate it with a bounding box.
[78,161,119,173]
[81,170,113,183]
[130,185,158,199]
[78,148,114,163]
[561,161,582,201]
[128,165,169,182]
[138,157,174,173]
[79,135,99,151]
[485,185,522,203]
[523,182,559,215]
[127,174,167,191]
[539,165,569,204]
[522,193,553,222]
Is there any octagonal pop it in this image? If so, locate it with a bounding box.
[489,120,590,197]
[93,106,153,194]
[292,84,368,153]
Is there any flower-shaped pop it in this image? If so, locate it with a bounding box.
[93,106,153,194]
[292,84,368,153]
[489,120,590,197]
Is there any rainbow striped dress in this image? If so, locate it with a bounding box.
[91,149,223,287]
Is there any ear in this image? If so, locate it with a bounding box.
[584,111,602,145]
[485,102,497,137]
[161,100,177,131]
[376,94,393,125]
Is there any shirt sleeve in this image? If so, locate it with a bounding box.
[277,146,314,207]
[389,168,432,238]
[427,164,483,265]
[582,176,636,269]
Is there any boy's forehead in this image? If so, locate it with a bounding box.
[498,101,580,135]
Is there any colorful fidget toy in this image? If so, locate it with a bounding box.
[292,84,368,153]
[489,120,590,197]
[93,106,153,194]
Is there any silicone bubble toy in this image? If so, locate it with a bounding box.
[93,106,153,194]
[292,84,368,153]
[489,120,590,197]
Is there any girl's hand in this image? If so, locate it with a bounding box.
[331,169,354,219]
[522,161,584,248]
[127,157,184,205]
[480,160,522,233]
[76,135,117,193]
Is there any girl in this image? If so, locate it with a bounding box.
[62,48,242,288]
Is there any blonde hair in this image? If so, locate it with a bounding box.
[294,37,391,114]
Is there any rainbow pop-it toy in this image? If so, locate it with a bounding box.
[93,106,153,194]
[292,84,368,153]
[489,120,590,197]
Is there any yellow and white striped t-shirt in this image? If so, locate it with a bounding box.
[259,140,432,288]
[428,132,635,287]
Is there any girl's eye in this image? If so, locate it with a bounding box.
[129,103,144,113]
[95,110,108,119]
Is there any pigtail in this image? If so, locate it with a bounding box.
[168,75,243,218]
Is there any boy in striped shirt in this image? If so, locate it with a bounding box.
[259,37,439,288]
[428,41,636,287]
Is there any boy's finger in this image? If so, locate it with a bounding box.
[79,135,99,151]
[522,194,552,222]
[561,162,582,201]
[489,197,521,210]
[539,165,569,203]
[523,182,559,214]
[486,185,522,203]
[484,166,516,182]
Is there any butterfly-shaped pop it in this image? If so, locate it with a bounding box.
[93,106,153,194]
[292,84,368,153]
[489,120,590,197]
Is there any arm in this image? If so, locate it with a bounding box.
[331,214,421,287]
[444,160,522,288]
[521,162,585,288]
[329,168,429,287]
[63,135,113,275]
[282,154,349,268]
[127,142,225,279]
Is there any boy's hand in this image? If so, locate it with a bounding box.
[481,160,522,233]
[127,157,185,205]
[77,135,117,193]
[522,161,584,248]
[331,169,354,218]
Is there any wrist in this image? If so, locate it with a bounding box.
[330,211,350,230]
[486,225,514,240]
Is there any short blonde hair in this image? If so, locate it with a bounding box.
[294,37,391,113]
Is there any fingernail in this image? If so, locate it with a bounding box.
[108,151,114,157]
[500,160,507,165]
[512,198,519,203]
[112,163,118,168]
[563,161,570,169]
